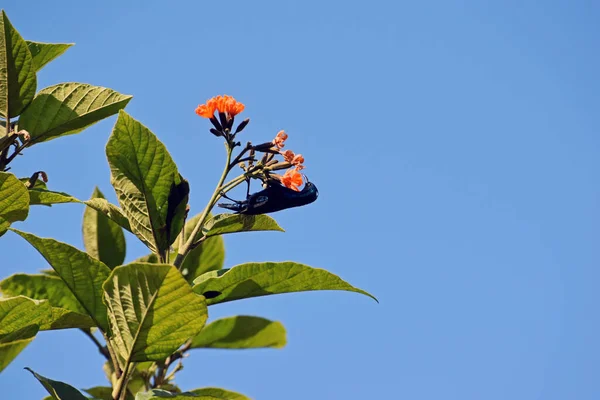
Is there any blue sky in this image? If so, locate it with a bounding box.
[2,1,600,399]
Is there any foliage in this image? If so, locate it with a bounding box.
[0,9,131,236]
[0,10,375,400]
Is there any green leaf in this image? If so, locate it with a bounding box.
[0,11,36,118]
[0,273,87,314]
[26,40,72,72]
[0,324,38,373]
[0,296,48,371]
[84,386,113,400]
[193,261,378,305]
[0,172,29,236]
[25,367,88,400]
[202,214,284,238]
[83,187,126,268]
[190,388,250,400]
[39,307,94,330]
[106,111,188,255]
[12,229,111,331]
[0,296,50,335]
[103,263,207,363]
[28,188,78,206]
[136,390,221,400]
[191,316,286,349]
[84,197,132,232]
[0,291,93,332]
[18,83,132,145]
[173,213,225,283]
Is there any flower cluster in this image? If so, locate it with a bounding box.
[195,95,249,141]
[195,95,245,119]
[196,95,309,192]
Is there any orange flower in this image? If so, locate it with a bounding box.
[280,149,305,169]
[281,167,303,191]
[273,130,288,149]
[215,95,245,117]
[281,149,295,162]
[196,95,245,119]
[195,97,218,118]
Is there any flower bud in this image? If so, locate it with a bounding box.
[235,118,250,134]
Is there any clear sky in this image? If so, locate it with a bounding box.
[2,1,600,399]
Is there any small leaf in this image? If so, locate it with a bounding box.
[28,188,78,206]
[25,367,88,400]
[0,172,29,236]
[190,388,250,400]
[84,197,132,232]
[0,11,37,117]
[193,261,378,305]
[202,214,284,238]
[136,390,221,400]
[103,263,207,362]
[26,40,72,72]
[83,386,113,400]
[171,213,225,283]
[18,83,132,145]
[106,111,188,255]
[12,230,111,331]
[191,316,286,349]
[83,187,126,268]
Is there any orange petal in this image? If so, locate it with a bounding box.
[281,167,303,191]
[195,97,218,118]
[273,130,288,149]
[281,149,295,163]
[291,154,304,166]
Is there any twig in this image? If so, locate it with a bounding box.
[81,329,110,360]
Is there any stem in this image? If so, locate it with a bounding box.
[103,332,122,378]
[114,362,133,400]
[151,340,192,388]
[81,329,110,360]
[173,145,233,269]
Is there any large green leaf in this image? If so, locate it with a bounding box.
[12,230,111,331]
[0,324,37,372]
[190,388,249,400]
[26,40,72,72]
[0,273,87,314]
[106,111,188,255]
[202,213,283,238]
[83,187,126,268]
[136,390,220,400]
[0,11,36,118]
[25,368,88,400]
[0,172,29,236]
[171,213,225,283]
[18,82,132,145]
[103,263,207,363]
[191,316,286,349]
[193,261,378,305]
